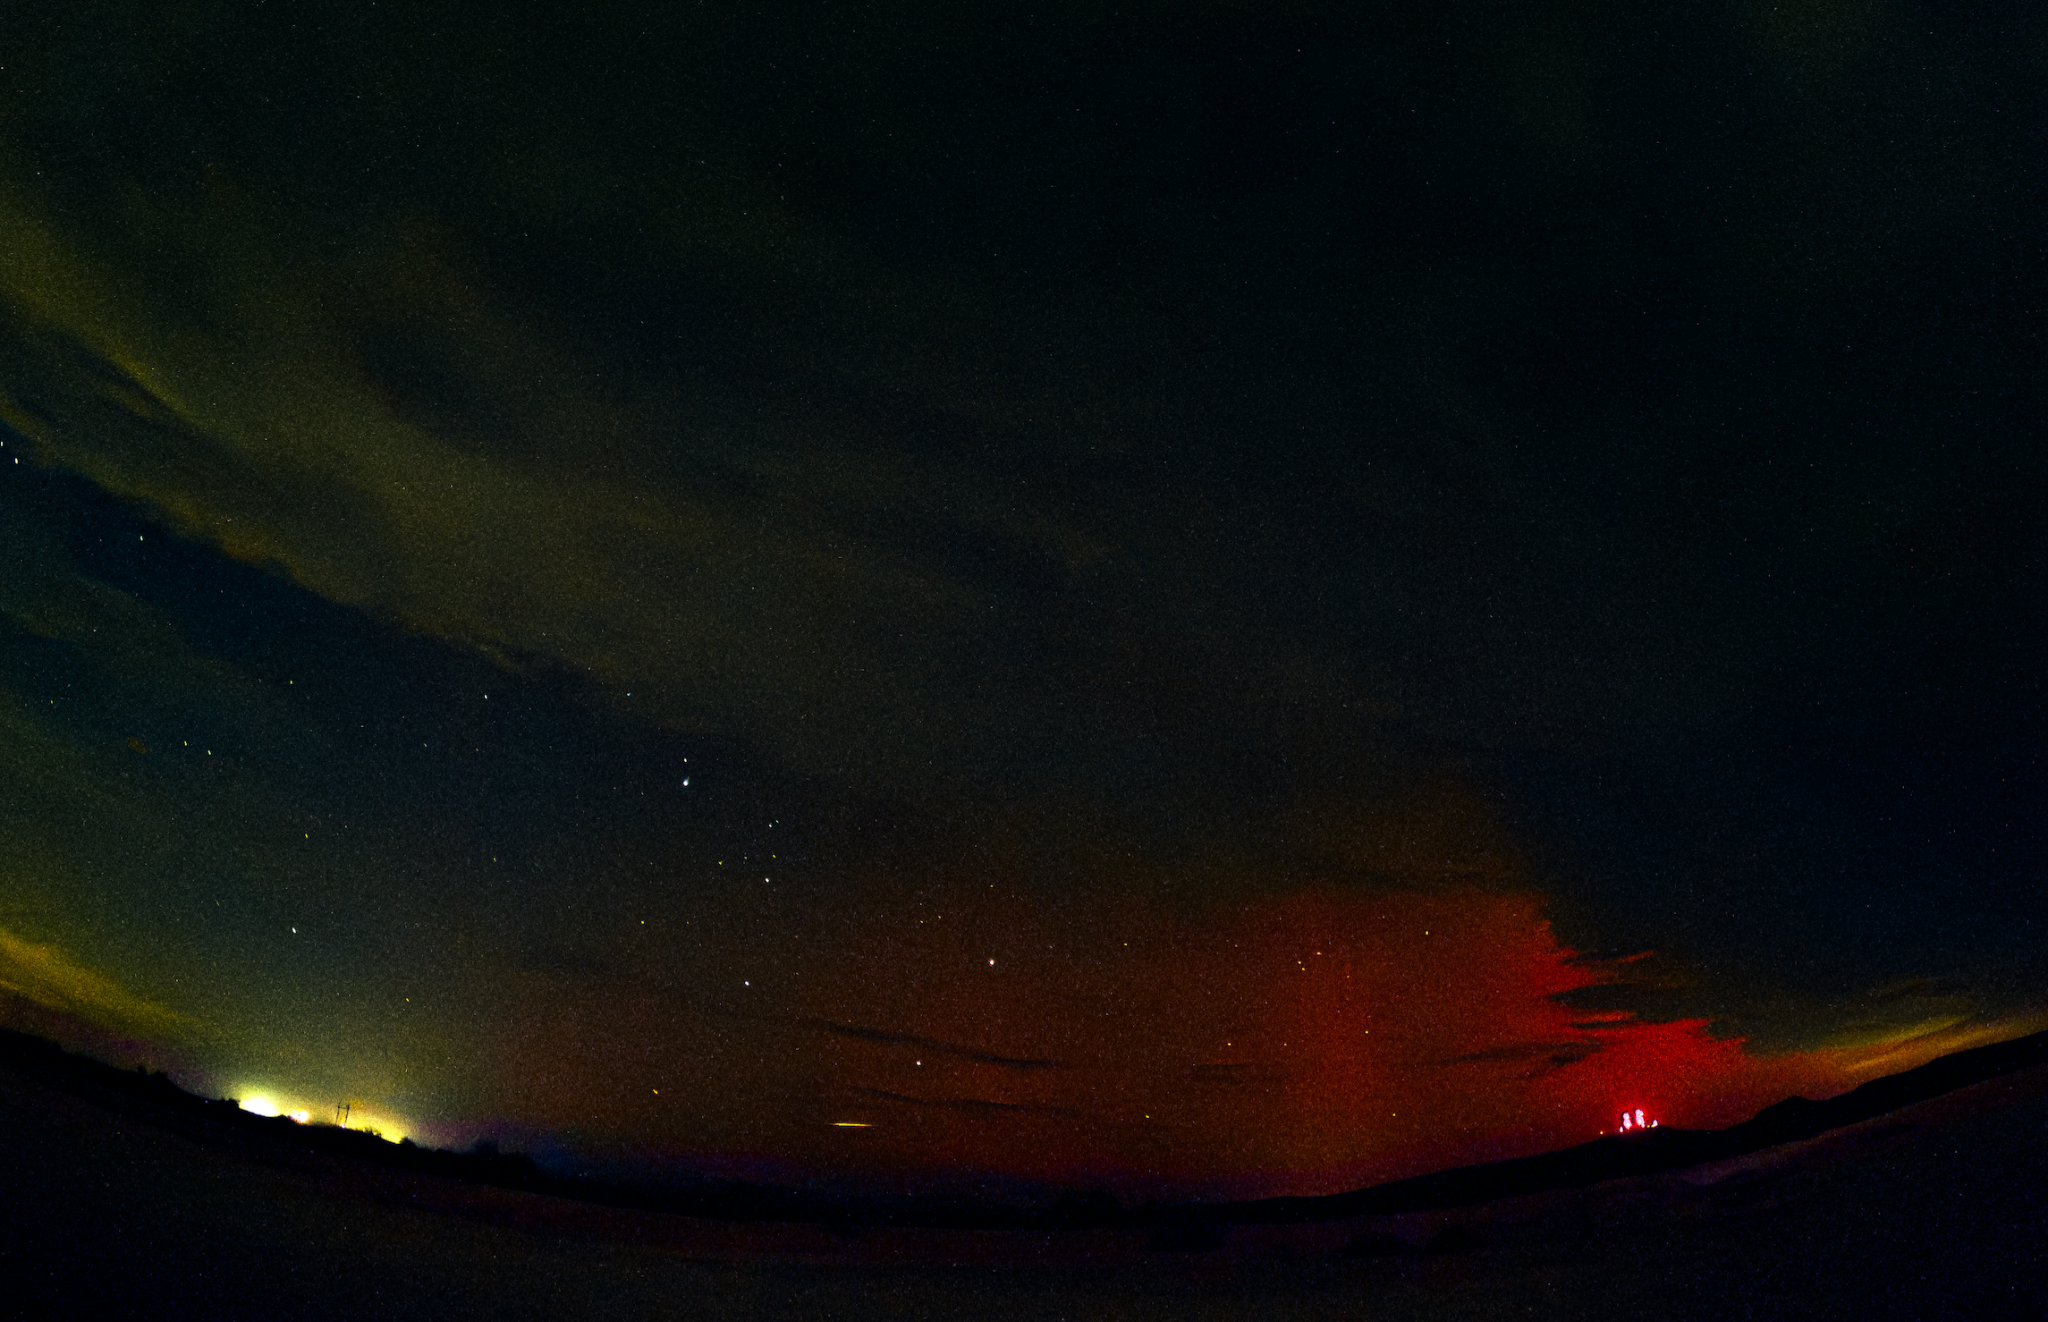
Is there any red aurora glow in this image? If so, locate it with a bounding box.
[487,885,1928,1199]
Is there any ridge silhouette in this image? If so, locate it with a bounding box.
[3,1024,2043,1234]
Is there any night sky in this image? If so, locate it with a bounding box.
[0,0,2042,1201]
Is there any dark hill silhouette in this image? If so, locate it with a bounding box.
[1147,1025,2048,1234]
[3,1022,2045,1234]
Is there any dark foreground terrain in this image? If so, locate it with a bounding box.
[2,1028,2045,1320]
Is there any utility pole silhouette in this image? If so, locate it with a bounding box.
[335,1101,351,1126]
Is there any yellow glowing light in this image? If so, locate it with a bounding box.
[334,1106,411,1143]
[239,1090,408,1140]
[238,1093,313,1123]
[832,1122,871,1128]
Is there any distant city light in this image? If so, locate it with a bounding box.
[236,1091,405,1138]
[1618,1107,1659,1132]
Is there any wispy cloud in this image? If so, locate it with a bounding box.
[1440,1040,1604,1077]
[0,927,191,1037]
[803,1017,1061,1071]
[851,1086,1077,1117]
